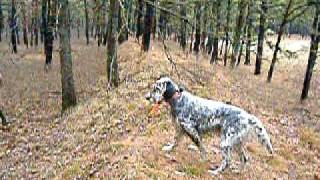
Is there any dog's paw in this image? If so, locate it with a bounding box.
[162,144,174,152]
[208,169,220,176]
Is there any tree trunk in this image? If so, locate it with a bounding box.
[158,8,167,40]
[254,0,267,75]
[59,0,77,112]
[244,0,252,65]
[230,0,247,67]
[10,0,17,53]
[189,21,194,53]
[236,39,245,65]
[84,0,89,45]
[44,0,54,69]
[224,0,231,66]
[136,0,144,41]
[142,0,154,51]
[42,0,48,55]
[22,1,29,47]
[267,0,293,82]
[210,0,221,64]
[0,109,7,126]
[118,7,127,44]
[0,0,3,42]
[106,0,120,87]
[301,5,320,101]
[193,2,201,54]
[180,0,187,51]
[33,0,39,46]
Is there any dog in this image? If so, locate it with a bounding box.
[145,76,274,175]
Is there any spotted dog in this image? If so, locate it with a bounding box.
[145,76,274,175]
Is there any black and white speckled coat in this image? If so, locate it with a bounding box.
[146,77,274,175]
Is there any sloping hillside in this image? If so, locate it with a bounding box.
[1,39,319,179]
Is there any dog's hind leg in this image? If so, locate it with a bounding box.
[209,143,232,175]
[236,142,249,164]
[182,124,207,161]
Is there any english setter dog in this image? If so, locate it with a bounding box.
[145,76,274,175]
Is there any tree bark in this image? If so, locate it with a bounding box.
[244,0,253,65]
[254,0,267,75]
[84,0,90,45]
[10,0,17,53]
[224,0,231,66]
[230,0,247,67]
[267,0,293,82]
[106,0,120,87]
[33,0,39,46]
[44,0,55,69]
[210,0,221,64]
[142,0,154,51]
[22,1,29,47]
[59,0,77,112]
[180,0,187,51]
[0,0,3,42]
[136,0,144,41]
[193,2,201,54]
[0,110,7,126]
[301,5,320,100]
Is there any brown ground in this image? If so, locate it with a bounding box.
[0,37,319,179]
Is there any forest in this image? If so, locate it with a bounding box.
[0,0,319,179]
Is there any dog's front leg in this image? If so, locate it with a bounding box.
[181,124,207,162]
[162,127,183,152]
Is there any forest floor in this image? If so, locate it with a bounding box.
[0,36,320,179]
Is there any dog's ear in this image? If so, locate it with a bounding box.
[163,81,176,100]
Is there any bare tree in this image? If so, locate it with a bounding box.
[0,0,4,42]
[106,0,120,87]
[301,4,320,101]
[84,0,90,45]
[230,0,247,67]
[142,0,155,51]
[59,0,77,112]
[267,0,293,82]
[254,0,268,75]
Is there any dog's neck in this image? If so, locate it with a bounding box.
[165,91,181,106]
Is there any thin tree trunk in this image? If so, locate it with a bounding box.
[142,0,154,51]
[10,0,17,53]
[244,0,253,65]
[193,2,201,54]
[33,0,39,46]
[45,0,54,69]
[106,0,120,87]
[0,110,7,126]
[301,5,320,100]
[84,0,89,45]
[59,0,77,112]
[224,0,231,66]
[236,39,245,65]
[22,1,28,48]
[230,0,247,67]
[136,0,144,41]
[267,0,293,82]
[118,7,127,44]
[0,0,3,42]
[210,0,221,64]
[180,0,187,51]
[254,0,267,75]
[189,21,194,53]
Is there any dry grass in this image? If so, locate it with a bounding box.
[0,36,320,179]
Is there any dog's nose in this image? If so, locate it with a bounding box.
[145,92,151,100]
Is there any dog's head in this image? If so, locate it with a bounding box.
[145,76,179,104]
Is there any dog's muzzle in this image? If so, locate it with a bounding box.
[145,92,151,101]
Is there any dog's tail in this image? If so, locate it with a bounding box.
[249,115,274,154]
